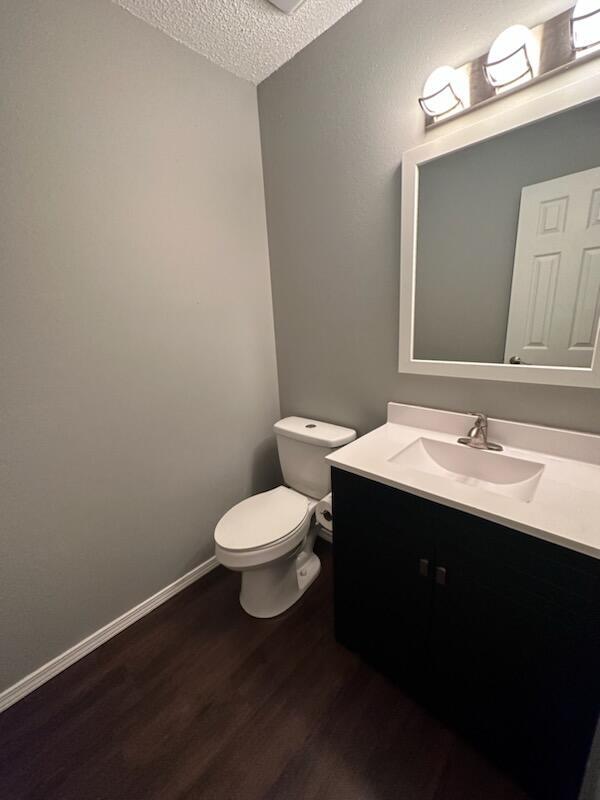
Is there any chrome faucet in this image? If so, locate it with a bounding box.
[458,412,503,452]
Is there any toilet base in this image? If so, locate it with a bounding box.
[240,551,321,619]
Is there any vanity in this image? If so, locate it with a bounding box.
[328,69,600,798]
[327,404,600,800]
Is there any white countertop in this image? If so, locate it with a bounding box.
[326,403,600,560]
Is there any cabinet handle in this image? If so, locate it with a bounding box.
[435,566,447,586]
[419,558,429,578]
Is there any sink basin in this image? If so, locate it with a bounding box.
[389,437,545,502]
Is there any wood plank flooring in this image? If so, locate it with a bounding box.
[0,542,531,800]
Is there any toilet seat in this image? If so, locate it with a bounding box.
[214,486,309,553]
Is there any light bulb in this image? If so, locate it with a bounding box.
[484,25,538,90]
[419,66,468,118]
[572,0,600,52]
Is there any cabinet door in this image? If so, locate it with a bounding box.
[429,502,600,800]
[332,470,435,686]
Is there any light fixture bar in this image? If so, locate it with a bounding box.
[423,7,600,129]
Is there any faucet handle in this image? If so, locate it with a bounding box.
[468,411,488,426]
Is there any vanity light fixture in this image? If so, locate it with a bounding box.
[418,66,468,118]
[571,0,600,51]
[484,25,537,90]
[419,5,600,128]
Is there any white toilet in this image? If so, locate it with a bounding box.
[214,416,356,618]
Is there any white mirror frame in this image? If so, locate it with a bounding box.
[399,70,600,388]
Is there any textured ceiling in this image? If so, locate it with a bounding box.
[115,0,363,84]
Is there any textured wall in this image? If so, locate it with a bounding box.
[1,0,279,692]
[258,0,600,437]
[415,98,600,363]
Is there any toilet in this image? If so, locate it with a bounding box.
[214,416,356,618]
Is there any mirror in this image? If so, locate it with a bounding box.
[399,72,600,387]
[415,99,600,368]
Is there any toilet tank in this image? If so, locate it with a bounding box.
[273,417,356,499]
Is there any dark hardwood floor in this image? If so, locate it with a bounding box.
[0,542,531,800]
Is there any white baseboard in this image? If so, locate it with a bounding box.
[0,555,219,714]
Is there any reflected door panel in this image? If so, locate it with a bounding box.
[505,167,600,367]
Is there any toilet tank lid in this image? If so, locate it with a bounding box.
[274,417,356,447]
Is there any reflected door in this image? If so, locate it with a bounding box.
[504,166,600,367]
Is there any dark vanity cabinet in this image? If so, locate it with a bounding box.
[332,468,600,800]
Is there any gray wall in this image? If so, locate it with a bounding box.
[415,99,600,363]
[258,0,600,437]
[1,0,279,692]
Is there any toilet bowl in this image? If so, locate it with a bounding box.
[214,417,356,618]
[215,486,320,617]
